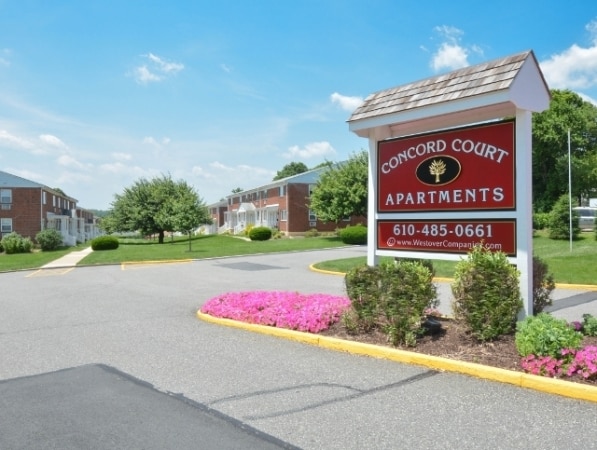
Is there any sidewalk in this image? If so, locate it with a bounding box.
[41,247,93,269]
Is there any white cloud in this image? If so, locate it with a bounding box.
[578,92,597,106]
[111,152,132,161]
[57,154,91,171]
[429,25,481,72]
[540,20,597,90]
[220,63,232,73]
[134,65,162,84]
[209,161,273,177]
[283,141,336,159]
[132,53,184,85]
[330,92,364,112]
[143,136,159,145]
[0,129,35,150]
[39,134,67,148]
[143,136,171,146]
[147,53,184,74]
[192,165,215,179]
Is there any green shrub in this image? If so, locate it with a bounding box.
[344,265,382,332]
[548,194,580,240]
[395,257,435,277]
[1,232,33,254]
[339,224,367,245]
[91,235,119,250]
[451,244,522,341]
[582,314,597,337]
[515,313,583,357]
[532,255,555,314]
[344,260,437,346]
[248,226,272,241]
[532,212,550,230]
[304,228,319,238]
[36,228,64,251]
[243,224,254,236]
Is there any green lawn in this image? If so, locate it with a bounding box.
[313,230,597,286]
[0,245,85,272]
[2,231,596,285]
[79,234,347,265]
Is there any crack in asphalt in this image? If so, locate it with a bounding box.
[208,370,439,420]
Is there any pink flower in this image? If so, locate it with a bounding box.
[201,291,351,332]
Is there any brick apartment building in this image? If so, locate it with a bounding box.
[0,170,101,246]
[205,167,365,236]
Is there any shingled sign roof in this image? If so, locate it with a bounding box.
[348,50,550,138]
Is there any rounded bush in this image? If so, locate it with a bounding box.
[451,244,522,341]
[36,228,64,251]
[1,232,33,254]
[532,212,550,230]
[515,313,583,357]
[91,235,120,250]
[248,226,272,241]
[339,225,367,245]
[344,260,438,346]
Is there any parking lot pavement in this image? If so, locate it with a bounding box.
[0,364,298,450]
[3,246,596,449]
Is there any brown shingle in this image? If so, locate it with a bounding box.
[348,51,531,123]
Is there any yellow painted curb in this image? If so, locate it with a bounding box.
[196,311,597,403]
[121,259,193,269]
[555,283,597,291]
[308,264,344,276]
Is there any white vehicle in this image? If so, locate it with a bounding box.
[573,207,597,231]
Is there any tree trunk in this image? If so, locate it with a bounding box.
[158,230,165,244]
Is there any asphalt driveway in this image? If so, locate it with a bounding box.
[1,246,597,449]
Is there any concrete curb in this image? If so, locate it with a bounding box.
[197,311,597,404]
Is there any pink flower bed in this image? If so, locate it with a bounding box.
[520,346,597,380]
[201,290,351,333]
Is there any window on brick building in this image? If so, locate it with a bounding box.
[1,218,12,235]
[0,189,11,204]
[280,210,288,221]
[309,210,317,221]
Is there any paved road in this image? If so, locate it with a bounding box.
[1,247,597,449]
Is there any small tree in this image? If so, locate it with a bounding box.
[309,151,368,222]
[273,162,308,181]
[107,175,210,244]
[547,194,580,240]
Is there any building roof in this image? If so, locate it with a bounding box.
[348,50,550,138]
[0,170,45,188]
[225,166,329,200]
[0,170,78,202]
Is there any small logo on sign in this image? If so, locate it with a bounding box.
[416,156,461,186]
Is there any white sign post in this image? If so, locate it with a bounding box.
[349,51,550,317]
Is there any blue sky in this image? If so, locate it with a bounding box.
[1,1,597,210]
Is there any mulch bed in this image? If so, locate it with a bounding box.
[320,317,597,386]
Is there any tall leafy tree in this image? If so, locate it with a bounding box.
[309,151,368,222]
[107,175,210,244]
[532,89,597,211]
[273,161,309,181]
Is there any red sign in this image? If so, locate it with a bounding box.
[377,120,515,212]
[377,220,517,256]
